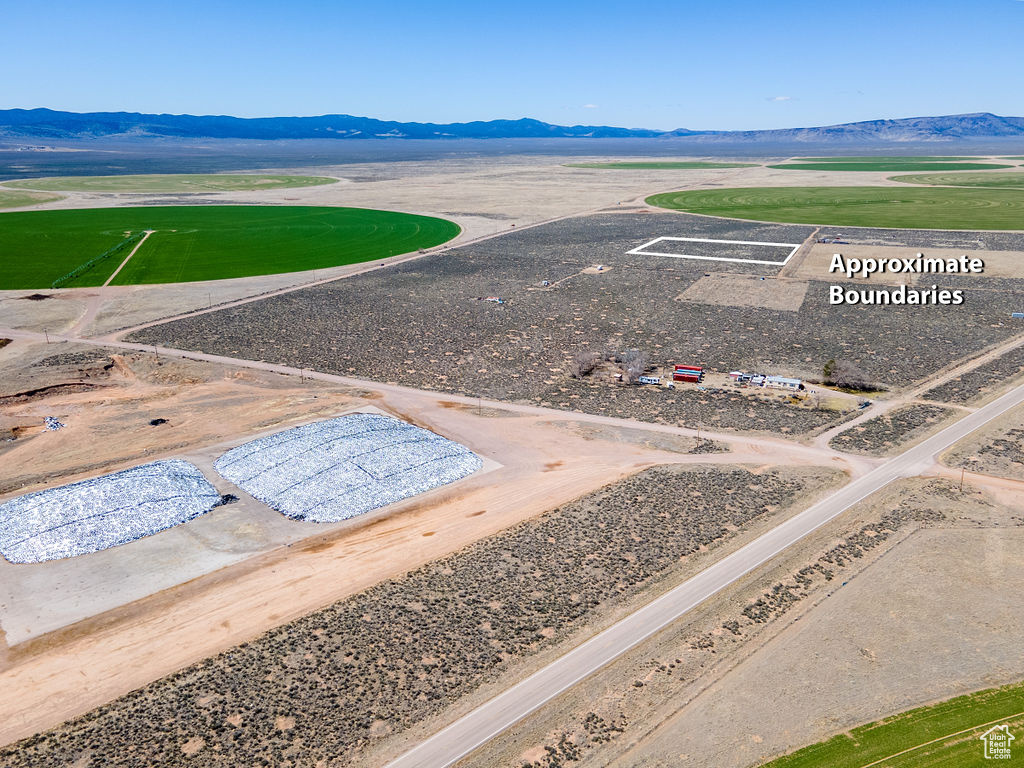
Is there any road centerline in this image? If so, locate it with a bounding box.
[383,381,1024,768]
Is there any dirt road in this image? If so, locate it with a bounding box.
[0,328,856,747]
[0,324,1017,750]
[811,332,1024,450]
[383,379,1024,768]
[0,326,865,471]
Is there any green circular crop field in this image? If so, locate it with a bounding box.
[566,161,758,169]
[0,188,62,209]
[0,206,460,289]
[890,171,1024,189]
[4,174,338,193]
[767,161,1013,172]
[792,156,978,162]
[646,186,1024,230]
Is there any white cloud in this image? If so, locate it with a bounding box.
[582,103,599,109]
[767,96,792,102]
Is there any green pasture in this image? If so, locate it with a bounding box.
[759,680,1024,768]
[0,206,459,289]
[3,174,337,193]
[646,186,1024,229]
[792,156,978,163]
[566,161,758,169]
[890,171,1024,189]
[768,161,1013,172]
[0,188,62,209]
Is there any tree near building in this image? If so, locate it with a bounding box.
[824,358,873,390]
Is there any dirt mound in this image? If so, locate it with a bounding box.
[0,382,105,405]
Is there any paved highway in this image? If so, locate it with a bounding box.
[384,379,1024,768]
[3,325,1022,765]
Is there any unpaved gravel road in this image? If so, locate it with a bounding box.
[383,378,1024,768]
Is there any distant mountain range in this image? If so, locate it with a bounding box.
[2,109,1024,143]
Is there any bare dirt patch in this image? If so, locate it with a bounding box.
[542,420,729,454]
[0,464,840,767]
[0,341,360,496]
[677,273,810,312]
[0,382,697,748]
[0,290,87,333]
[795,243,1024,284]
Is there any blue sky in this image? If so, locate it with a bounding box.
[6,0,1023,130]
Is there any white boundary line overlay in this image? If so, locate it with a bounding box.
[627,236,801,266]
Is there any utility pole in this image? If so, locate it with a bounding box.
[44,329,50,344]
[959,466,965,492]
[154,345,160,362]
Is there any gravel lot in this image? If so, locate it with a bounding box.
[541,420,728,454]
[128,213,1019,435]
[1,464,834,768]
[827,404,955,456]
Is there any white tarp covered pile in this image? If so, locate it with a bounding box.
[215,413,482,523]
[0,460,222,564]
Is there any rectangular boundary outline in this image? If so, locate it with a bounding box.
[627,236,801,266]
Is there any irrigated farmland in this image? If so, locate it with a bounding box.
[767,161,1012,172]
[566,161,758,169]
[759,682,1024,768]
[0,206,459,289]
[647,187,1024,229]
[4,173,337,193]
[129,213,1023,435]
[0,188,61,209]
[890,171,1024,189]
[789,156,979,162]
